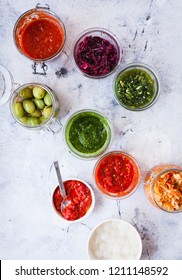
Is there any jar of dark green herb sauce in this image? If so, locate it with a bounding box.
[114,63,160,111]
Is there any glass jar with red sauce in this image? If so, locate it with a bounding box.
[144,164,182,213]
[13,4,66,74]
[52,178,95,223]
[94,151,141,199]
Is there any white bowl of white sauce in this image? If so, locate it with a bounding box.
[88,219,142,260]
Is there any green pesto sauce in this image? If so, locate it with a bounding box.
[65,111,111,156]
[115,68,155,109]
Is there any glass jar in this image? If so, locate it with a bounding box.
[10,82,60,131]
[113,63,160,111]
[13,4,66,75]
[93,151,141,199]
[73,27,122,79]
[144,164,182,212]
[64,109,112,159]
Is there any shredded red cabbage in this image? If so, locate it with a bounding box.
[75,36,119,77]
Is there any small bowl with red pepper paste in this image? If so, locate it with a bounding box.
[94,151,141,199]
[52,178,95,223]
[73,27,122,78]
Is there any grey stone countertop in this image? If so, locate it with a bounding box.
[0,0,182,260]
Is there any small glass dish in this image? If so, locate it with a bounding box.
[114,63,160,111]
[52,178,95,225]
[73,27,122,79]
[88,219,142,260]
[64,109,112,159]
[10,83,60,130]
[93,151,141,199]
[144,164,182,213]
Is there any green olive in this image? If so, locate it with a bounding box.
[27,117,40,126]
[42,106,52,119]
[19,87,33,99]
[31,109,41,117]
[14,102,25,118]
[33,86,45,99]
[19,116,28,124]
[39,116,47,123]
[23,100,36,114]
[33,98,45,110]
[44,93,52,106]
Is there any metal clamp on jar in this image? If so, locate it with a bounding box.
[13,3,66,75]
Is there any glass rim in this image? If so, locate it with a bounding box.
[13,7,66,62]
[93,150,141,199]
[113,62,160,111]
[0,64,14,106]
[73,27,123,79]
[10,82,56,128]
[64,109,113,159]
[151,167,182,213]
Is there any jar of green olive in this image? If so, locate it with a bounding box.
[10,83,60,130]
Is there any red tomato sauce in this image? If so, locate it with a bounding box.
[95,152,140,197]
[53,180,92,221]
[16,15,65,60]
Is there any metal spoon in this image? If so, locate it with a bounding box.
[54,161,70,212]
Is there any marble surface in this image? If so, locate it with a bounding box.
[0,0,182,260]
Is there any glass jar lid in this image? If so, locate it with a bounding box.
[0,64,13,106]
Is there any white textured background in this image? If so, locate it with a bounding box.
[0,0,182,259]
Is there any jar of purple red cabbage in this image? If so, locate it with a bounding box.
[73,27,122,79]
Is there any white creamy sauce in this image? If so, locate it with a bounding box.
[89,221,141,260]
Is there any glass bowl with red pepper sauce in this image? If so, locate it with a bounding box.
[52,178,95,223]
[94,151,141,199]
[13,4,66,73]
[73,27,122,79]
[144,164,182,213]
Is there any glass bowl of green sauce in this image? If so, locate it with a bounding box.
[114,63,160,111]
[64,109,112,159]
